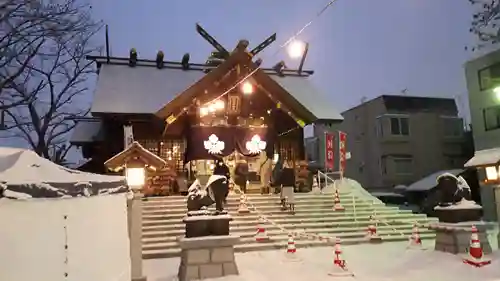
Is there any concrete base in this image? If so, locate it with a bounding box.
[177,235,240,281]
[429,222,493,255]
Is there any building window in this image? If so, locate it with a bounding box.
[137,139,185,174]
[393,157,413,175]
[483,106,500,131]
[442,117,463,137]
[390,117,409,136]
[478,62,500,91]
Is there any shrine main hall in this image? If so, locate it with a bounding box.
[70,27,342,194]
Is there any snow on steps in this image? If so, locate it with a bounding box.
[141,193,436,259]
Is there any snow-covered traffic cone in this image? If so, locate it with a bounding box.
[463,225,491,267]
[287,234,296,254]
[408,223,423,249]
[255,217,270,242]
[328,238,354,277]
[333,189,345,211]
[237,194,250,214]
[284,234,301,262]
[366,215,382,243]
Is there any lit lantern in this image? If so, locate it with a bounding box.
[214,100,225,110]
[129,48,137,67]
[156,50,164,69]
[200,107,209,116]
[485,165,499,182]
[125,159,146,189]
[241,81,253,95]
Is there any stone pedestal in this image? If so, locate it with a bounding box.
[128,192,147,281]
[429,222,493,255]
[177,235,240,281]
[183,214,232,238]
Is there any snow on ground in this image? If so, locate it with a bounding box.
[144,241,500,281]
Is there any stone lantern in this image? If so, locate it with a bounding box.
[105,141,167,281]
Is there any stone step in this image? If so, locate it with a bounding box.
[144,192,357,202]
[143,213,429,229]
[142,204,398,215]
[142,201,383,211]
[142,209,417,221]
[142,199,377,209]
[142,216,432,237]
[142,218,434,244]
[143,226,434,250]
[142,231,436,259]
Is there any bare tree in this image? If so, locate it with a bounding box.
[2,0,102,164]
[0,0,99,110]
[468,0,500,51]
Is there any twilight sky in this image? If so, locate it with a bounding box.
[91,0,476,119]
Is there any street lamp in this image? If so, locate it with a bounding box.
[287,40,306,59]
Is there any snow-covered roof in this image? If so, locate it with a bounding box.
[269,75,343,121]
[91,64,205,114]
[0,147,128,200]
[104,141,167,172]
[464,147,500,167]
[405,169,465,192]
[70,119,103,144]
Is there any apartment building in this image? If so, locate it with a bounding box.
[336,95,466,190]
[464,48,500,221]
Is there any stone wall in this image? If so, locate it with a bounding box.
[430,223,492,255]
[178,235,239,281]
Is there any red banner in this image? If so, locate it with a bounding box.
[325,132,335,170]
[338,131,347,175]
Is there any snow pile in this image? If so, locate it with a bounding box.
[435,198,483,210]
[0,147,128,199]
[406,169,463,192]
[144,242,500,281]
[0,193,131,281]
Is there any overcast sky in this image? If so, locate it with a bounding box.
[91,0,476,117]
[0,0,480,158]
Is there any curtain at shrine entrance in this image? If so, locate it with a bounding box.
[184,126,274,162]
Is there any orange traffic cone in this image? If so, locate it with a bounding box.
[463,225,491,267]
[408,223,423,248]
[333,189,344,211]
[255,217,270,242]
[366,215,382,243]
[237,194,250,214]
[328,238,354,277]
[284,234,301,262]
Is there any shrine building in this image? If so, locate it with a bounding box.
[70,26,342,193]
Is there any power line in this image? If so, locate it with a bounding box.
[201,0,340,108]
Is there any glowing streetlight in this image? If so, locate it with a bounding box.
[287,40,306,59]
[241,81,253,94]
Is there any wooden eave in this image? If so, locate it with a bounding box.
[104,141,167,172]
[154,50,319,124]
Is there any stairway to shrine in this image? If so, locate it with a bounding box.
[141,188,438,259]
